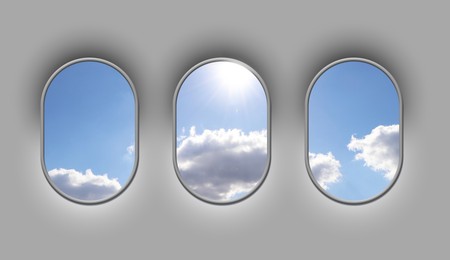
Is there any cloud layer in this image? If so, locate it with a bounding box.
[308,152,342,190]
[177,127,267,202]
[347,124,400,180]
[48,168,122,201]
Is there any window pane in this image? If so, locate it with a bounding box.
[175,58,270,204]
[306,58,402,204]
[42,58,138,204]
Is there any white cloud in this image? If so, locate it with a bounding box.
[127,145,135,155]
[123,144,136,163]
[189,126,196,136]
[176,127,267,202]
[177,127,188,142]
[177,135,187,142]
[347,124,400,180]
[48,168,122,201]
[308,152,342,190]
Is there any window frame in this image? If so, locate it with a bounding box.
[40,57,139,205]
[305,57,404,205]
[172,57,272,205]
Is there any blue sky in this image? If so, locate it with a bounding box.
[44,61,136,191]
[308,61,400,202]
[175,61,269,202]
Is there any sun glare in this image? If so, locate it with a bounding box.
[212,61,257,98]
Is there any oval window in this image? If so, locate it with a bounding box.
[306,58,402,204]
[174,58,270,204]
[42,58,138,204]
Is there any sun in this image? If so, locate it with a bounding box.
[211,61,257,99]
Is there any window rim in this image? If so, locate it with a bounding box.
[172,57,272,205]
[304,57,404,205]
[40,57,139,205]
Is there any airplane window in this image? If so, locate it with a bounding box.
[174,58,270,204]
[306,58,402,204]
[41,58,138,204]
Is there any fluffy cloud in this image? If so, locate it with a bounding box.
[308,152,342,190]
[347,124,400,180]
[176,127,267,202]
[48,168,122,201]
